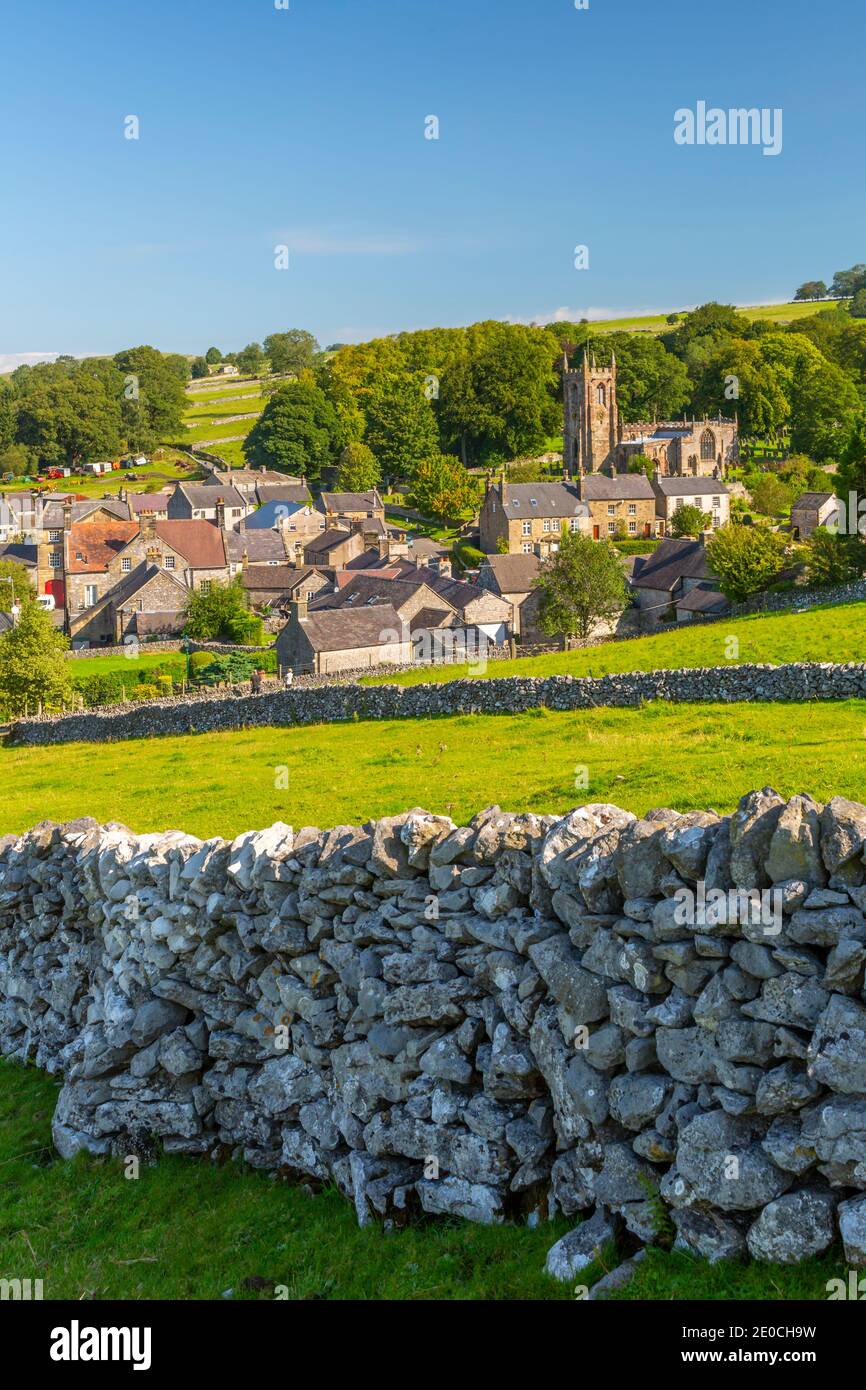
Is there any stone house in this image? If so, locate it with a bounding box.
[579,473,660,539]
[674,586,729,622]
[241,564,334,612]
[69,562,190,646]
[479,478,591,555]
[314,572,454,629]
[276,598,411,675]
[477,552,543,640]
[652,477,730,533]
[790,492,838,539]
[166,483,248,527]
[319,490,386,524]
[63,513,140,619]
[630,537,717,623]
[303,528,365,568]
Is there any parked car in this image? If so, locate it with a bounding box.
[35,594,56,612]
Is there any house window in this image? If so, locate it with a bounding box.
[628,521,637,534]
[85,584,98,606]
[628,504,636,515]
[48,530,62,542]
[121,557,132,572]
[543,518,551,532]
[522,520,531,536]
[75,551,85,562]
[607,504,615,516]
[200,579,211,595]
[48,552,61,568]
[522,542,533,553]
[164,555,175,569]
[712,496,720,507]
[607,522,615,534]
[569,517,581,532]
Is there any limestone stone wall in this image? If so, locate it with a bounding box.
[2,792,866,1272]
[11,661,866,746]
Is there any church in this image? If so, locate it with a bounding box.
[562,350,738,480]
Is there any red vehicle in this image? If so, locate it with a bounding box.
[46,467,65,479]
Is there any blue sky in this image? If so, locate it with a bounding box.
[1,0,863,365]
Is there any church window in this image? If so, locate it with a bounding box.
[700,429,716,461]
[596,384,606,406]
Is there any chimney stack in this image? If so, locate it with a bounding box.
[292,595,308,623]
[215,496,226,530]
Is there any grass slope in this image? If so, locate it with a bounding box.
[588,301,841,335]
[364,602,866,686]
[4,700,866,840]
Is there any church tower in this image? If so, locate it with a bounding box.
[563,349,620,477]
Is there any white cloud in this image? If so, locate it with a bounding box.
[509,305,677,327]
[0,351,60,374]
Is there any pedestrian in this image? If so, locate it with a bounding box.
[284,667,294,688]
[250,667,263,695]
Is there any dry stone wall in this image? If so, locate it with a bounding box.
[2,792,866,1273]
[11,661,866,746]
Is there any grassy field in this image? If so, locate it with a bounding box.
[0,452,200,498]
[364,600,866,686]
[587,300,842,335]
[5,699,866,839]
[180,378,265,452]
[67,652,187,684]
[0,1058,844,1301]
[3,698,860,1300]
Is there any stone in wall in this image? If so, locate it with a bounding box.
[1,790,866,1277]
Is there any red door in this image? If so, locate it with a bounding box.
[593,525,600,540]
[46,578,65,607]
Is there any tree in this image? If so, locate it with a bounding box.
[410,454,479,521]
[244,381,341,480]
[113,345,188,449]
[670,504,711,538]
[0,443,36,477]
[836,413,866,499]
[337,441,381,492]
[263,330,319,376]
[804,526,866,585]
[364,374,440,477]
[16,372,122,467]
[0,558,34,607]
[205,347,223,365]
[533,529,629,643]
[191,357,210,379]
[789,358,862,461]
[706,524,787,603]
[830,265,866,300]
[850,289,866,319]
[794,281,828,302]
[183,578,260,643]
[627,454,655,480]
[236,343,267,376]
[0,600,74,715]
[747,474,794,517]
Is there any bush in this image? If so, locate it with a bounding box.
[78,672,127,708]
[130,683,159,702]
[188,650,215,674]
[612,539,660,556]
[452,541,485,571]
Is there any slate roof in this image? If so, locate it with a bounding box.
[791,492,835,511]
[675,586,729,615]
[580,474,655,501]
[242,564,328,595]
[320,490,384,514]
[653,478,729,497]
[174,483,247,511]
[224,528,288,564]
[0,542,37,569]
[155,520,227,569]
[479,552,541,594]
[409,606,453,632]
[304,528,356,556]
[254,483,312,507]
[631,538,713,592]
[41,498,130,529]
[299,603,404,653]
[423,571,501,614]
[128,491,171,515]
[320,573,439,614]
[499,482,588,519]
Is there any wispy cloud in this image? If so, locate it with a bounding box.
[0,351,59,374]
[509,305,675,327]
[278,229,427,257]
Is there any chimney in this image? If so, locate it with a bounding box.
[241,547,249,569]
[140,514,157,541]
[292,595,308,623]
[499,466,508,505]
[215,496,226,530]
[63,499,73,532]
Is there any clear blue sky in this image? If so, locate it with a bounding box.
[1,0,863,365]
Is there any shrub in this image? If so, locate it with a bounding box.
[188,650,215,674]
[130,683,159,702]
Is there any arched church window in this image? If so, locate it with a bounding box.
[700,429,716,461]
[596,383,606,406]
